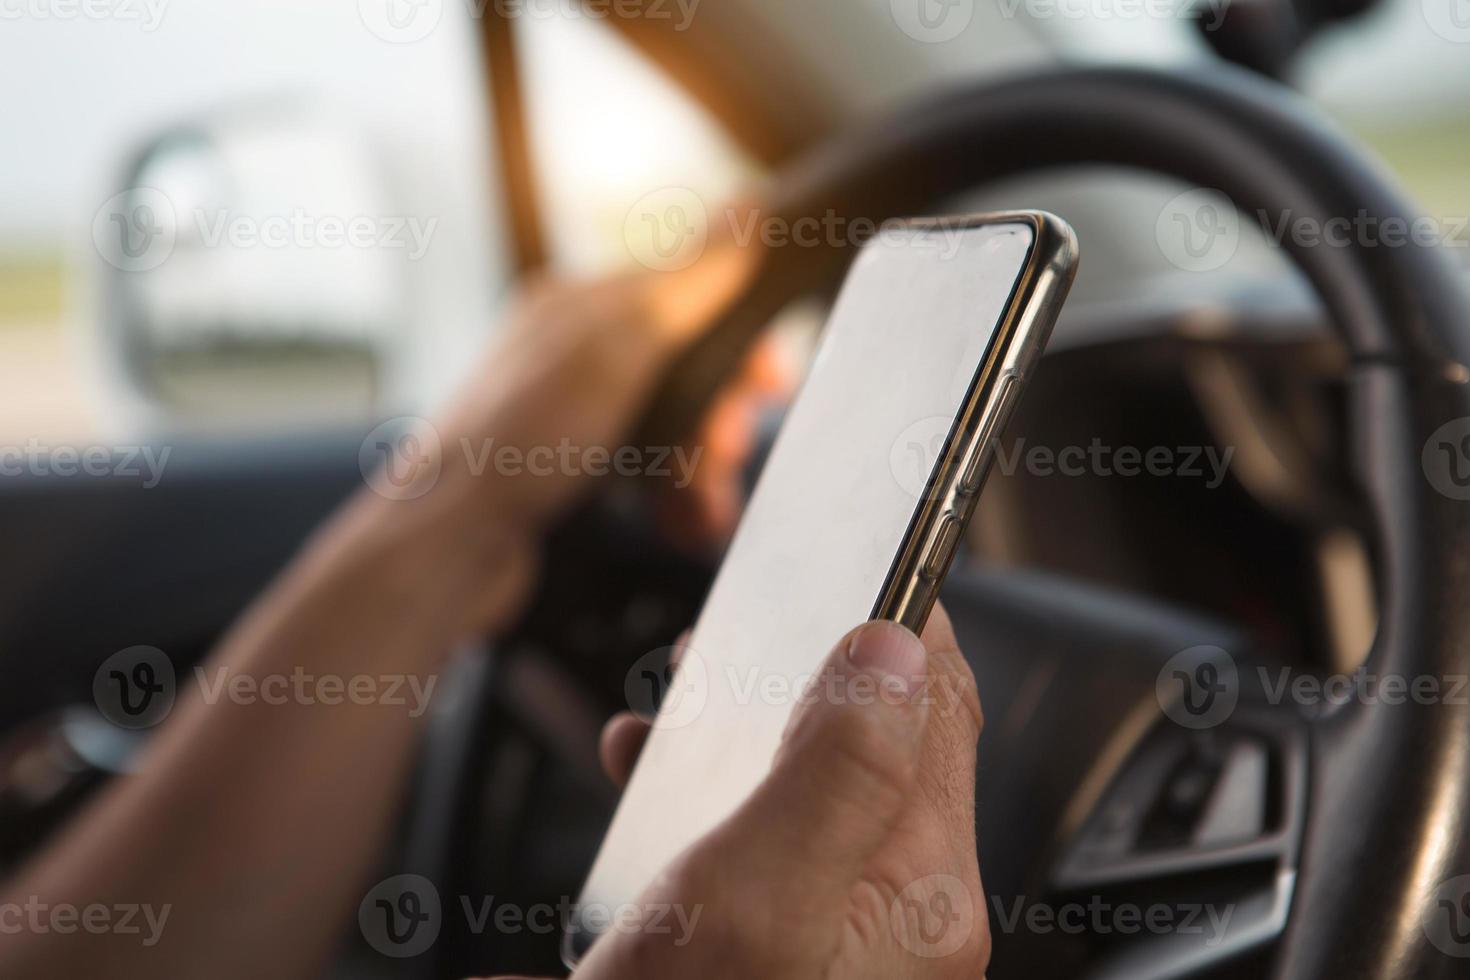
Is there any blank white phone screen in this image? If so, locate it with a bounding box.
[571,221,1034,946]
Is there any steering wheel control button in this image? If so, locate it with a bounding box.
[960,374,1018,495]
[920,515,962,581]
[1192,739,1269,846]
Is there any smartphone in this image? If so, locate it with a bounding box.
[564,211,1077,964]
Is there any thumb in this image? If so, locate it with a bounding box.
[700,621,931,918]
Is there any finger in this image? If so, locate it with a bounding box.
[915,602,984,805]
[598,711,651,788]
[692,621,931,922]
[919,602,983,738]
[907,602,985,862]
[601,630,691,787]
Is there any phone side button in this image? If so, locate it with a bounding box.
[920,515,962,581]
[960,374,1019,495]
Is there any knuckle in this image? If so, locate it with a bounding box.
[817,709,916,810]
[927,645,984,739]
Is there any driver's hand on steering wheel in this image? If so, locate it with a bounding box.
[351,200,770,638]
[481,604,989,980]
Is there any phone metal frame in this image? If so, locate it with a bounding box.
[562,210,1076,969]
[872,211,1078,634]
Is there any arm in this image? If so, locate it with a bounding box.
[0,243,757,980]
[1,487,531,980]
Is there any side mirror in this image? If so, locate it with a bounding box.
[92,107,426,431]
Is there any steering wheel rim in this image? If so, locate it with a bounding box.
[631,63,1470,979]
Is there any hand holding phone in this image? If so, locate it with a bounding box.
[568,212,1078,965]
[573,607,987,978]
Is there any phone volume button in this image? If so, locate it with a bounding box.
[920,515,963,581]
[960,374,1019,495]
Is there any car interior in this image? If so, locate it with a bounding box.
[3,0,1470,977]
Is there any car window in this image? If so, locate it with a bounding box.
[1296,0,1470,230]
[0,2,509,444]
[1026,0,1470,240]
[517,15,758,274]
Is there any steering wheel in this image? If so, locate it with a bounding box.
[403,63,1470,980]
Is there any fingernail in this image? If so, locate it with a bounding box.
[847,621,926,698]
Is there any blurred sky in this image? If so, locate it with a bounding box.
[1,0,1466,245]
[0,1,489,244]
[1054,0,1470,114]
